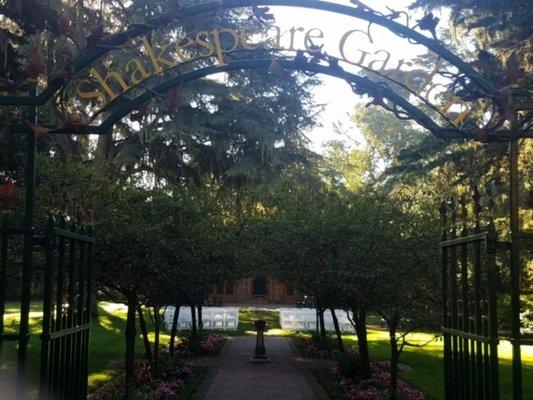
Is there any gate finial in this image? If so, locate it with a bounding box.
[460,193,468,235]
[449,197,457,237]
[439,201,447,225]
[472,187,481,232]
[485,183,496,232]
[439,201,448,240]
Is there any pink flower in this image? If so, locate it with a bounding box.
[148,378,184,400]
[199,334,225,354]
[170,362,194,378]
[331,360,427,400]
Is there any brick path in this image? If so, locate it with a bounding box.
[192,336,329,400]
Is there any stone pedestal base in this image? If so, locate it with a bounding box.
[250,355,269,363]
[251,319,269,363]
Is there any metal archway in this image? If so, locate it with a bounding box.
[36,57,469,139]
[0,2,530,400]
[0,0,530,141]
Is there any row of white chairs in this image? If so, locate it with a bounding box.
[163,306,356,333]
[279,308,355,332]
[164,307,240,331]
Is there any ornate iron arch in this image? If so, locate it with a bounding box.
[0,3,530,400]
[0,0,530,141]
[38,57,469,139]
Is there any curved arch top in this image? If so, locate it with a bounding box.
[1,0,528,142]
[75,0,494,92]
[1,0,495,109]
[46,57,471,140]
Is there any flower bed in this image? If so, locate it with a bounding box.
[297,335,354,358]
[170,333,226,357]
[298,335,427,399]
[331,361,427,400]
[89,355,197,400]
[89,334,225,400]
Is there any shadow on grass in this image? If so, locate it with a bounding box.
[167,309,283,337]
[342,331,531,400]
[3,303,531,400]
[0,302,163,393]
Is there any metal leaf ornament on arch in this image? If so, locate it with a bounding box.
[349,0,371,12]
[0,0,530,144]
[525,191,533,210]
[0,3,529,400]
[416,13,440,40]
[86,23,107,49]
[0,181,15,212]
[249,5,275,22]
[26,49,46,79]
[24,120,51,139]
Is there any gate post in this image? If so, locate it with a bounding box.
[0,213,9,357]
[440,188,502,400]
[40,216,56,398]
[509,138,522,400]
[38,217,94,400]
[17,123,36,394]
[486,192,500,400]
[439,203,452,399]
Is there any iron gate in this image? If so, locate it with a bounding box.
[0,214,34,396]
[39,216,94,400]
[440,190,500,400]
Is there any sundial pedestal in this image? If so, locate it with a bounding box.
[250,319,269,363]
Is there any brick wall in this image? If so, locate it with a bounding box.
[209,278,299,304]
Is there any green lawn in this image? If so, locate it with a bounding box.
[1,301,175,395]
[174,308,285,337]
[297,329,533,400]
[178,366,209,400]
[0,304,283,394]
[362,329,533,400]
[2,303,532,400]
[236,309,282,335]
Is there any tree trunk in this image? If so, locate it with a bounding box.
[318,307,326,339]
[352,306,371,379]
[137,306,153,363]
[125,292,138,400]
[94,130,113,162]
[153,306,161,377]
[169,304,180,352]
[90,292,99,318]
[315,309,320,336]
[330,308,345,353]
[198,304,203,331]
[190,304,198,339]
[389,323,400,400]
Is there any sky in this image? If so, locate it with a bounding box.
[267,0,434,152]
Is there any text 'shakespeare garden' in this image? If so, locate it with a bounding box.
[0,0,531,400]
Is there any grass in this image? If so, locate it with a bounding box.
[180,366,209,400]
[3,303,532,400]
[174,308,289,337]
[312,367,347,400]
[0,303,282,394]
[295,329,533,400]
[236,309,284,335]
[1,301,174,395]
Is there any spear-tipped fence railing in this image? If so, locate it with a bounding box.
[440,188,500,400]
[39,216,94,400]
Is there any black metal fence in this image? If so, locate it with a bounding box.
[0,215,31,385]
[39,216,94,400]
[0,215,20,349]
[440,190,500,400]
